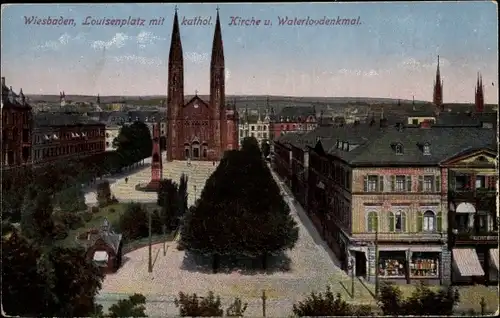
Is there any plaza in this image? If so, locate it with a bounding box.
[95,168,374,317]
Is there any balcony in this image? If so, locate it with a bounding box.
[449,188,496,203]
[452,229,498,244]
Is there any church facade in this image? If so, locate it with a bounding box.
[166,9,238,162]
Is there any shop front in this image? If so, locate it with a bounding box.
[452,246,499,285]
[360,245,445,284]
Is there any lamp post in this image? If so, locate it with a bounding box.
[162,224,167,256]
[374,225,379,299]
[194,185,197,202]
[349,256,355,298]
[148,208,153,273]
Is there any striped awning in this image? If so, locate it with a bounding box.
[452,248,485,277]
[489,248,499,271]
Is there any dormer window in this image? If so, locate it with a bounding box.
[343,142,349,151]
[423,143,430,156]
[336,140,340,148]
[395,143,404,155]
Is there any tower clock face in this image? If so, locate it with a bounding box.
[194,102,199,109]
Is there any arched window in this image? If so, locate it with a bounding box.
[367,211,378,232]
[389,211,407,232]
[419,210,436,232]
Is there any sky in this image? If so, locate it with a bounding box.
[1,2,498,103]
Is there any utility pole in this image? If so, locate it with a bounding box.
[374,224,379,299]
[261,290,267,317]
[162,224,167,256]
[148,208,153,273]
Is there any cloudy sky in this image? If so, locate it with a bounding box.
[1,2,498,103]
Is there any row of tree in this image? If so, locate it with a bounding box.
[181,137,299,272]
[2,121,152,223]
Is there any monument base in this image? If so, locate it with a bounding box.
[135,180,161,192]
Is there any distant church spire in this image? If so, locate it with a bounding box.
[433,55,443,112]
[475,72,484,113]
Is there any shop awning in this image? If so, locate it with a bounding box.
[456,203,476,214]
[489,248,499,271]
[93,251,109,262]
[452,248,485,277]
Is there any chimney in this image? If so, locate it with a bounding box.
[1,77,5,87]
[420,120,431,128]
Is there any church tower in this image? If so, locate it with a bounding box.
[433,55,443,112]
[475,73,484,113]
[166,8,184,162]
[210,8,225,156]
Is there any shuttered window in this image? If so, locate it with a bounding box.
[437,211,442,232]
[417,212,423,232]
[435,175,441,193]
[367,212,378,232]
[406,176,412,192]
[418,176,424,192]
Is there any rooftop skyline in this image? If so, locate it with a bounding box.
[1,2,498,103]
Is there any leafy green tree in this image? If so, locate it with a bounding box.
[2,229,47,316]
[178,173,189,219]
[43,246,105,317]
[260,139,271,158]
[292,286,372,316]
[55,184,87,212]
[157,179,180,229]
[117,203,150,241]
[241,136,262,158]
[174,291,224,317]
[20,185,55,244]
[97,180,112,207]
[114,121,152,163]
[378,282,459,316]
[107,293,148,317]
[182,149,298,272]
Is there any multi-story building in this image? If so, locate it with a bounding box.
[442,146,498,285]
[271,106,317,140]
[31,113,106,165]
[238,106,271,147]
[1,77,33,169]
[273,120,496,285]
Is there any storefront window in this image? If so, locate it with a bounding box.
[410,252,439,277]
[379,251,406,277]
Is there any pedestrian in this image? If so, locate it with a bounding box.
[125,177,128,184]
[212,161,215,166]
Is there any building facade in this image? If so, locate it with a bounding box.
[166,10,238,161]
[271,106,317,140]
[273,122,496,285]
[238,106,272,147]
[31,113,106,165]
[442,147,498,285]
[1,77,33,169]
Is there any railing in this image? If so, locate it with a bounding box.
[453,229,498,243]
[352,232,444,242]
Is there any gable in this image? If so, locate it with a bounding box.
[182,96,211,119]
[313,139,326,156]
[441,149,497,167]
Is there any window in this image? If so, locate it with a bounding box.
[412,119,419,125]
[367,211,378,232]
[423,143,430,155]
[475,175,486,189]
[251,126,255,131]
[395,143,403,155]
[420,210,436,232]
[423,175,434,192]
[389,211,406,232]
[364,175,381,192]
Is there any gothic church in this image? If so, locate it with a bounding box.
[166,9,238,161]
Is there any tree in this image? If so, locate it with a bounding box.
[378,282,460,316]
[55,184,87,212]
[20,185,55,244]
[241,136,262,158]
[2,229,47,316]
[178,174,189,219]
[107,293,147,317]
[182,149,298,272]
[117,203,150,241]
[260,139,271,158]
[97,180,112,207]
[114,121,152,163]
[43,246,105,317]
[174,291,224,317]
[157,179,179,229]
[292,286,372,316]
[2,230,104,317]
